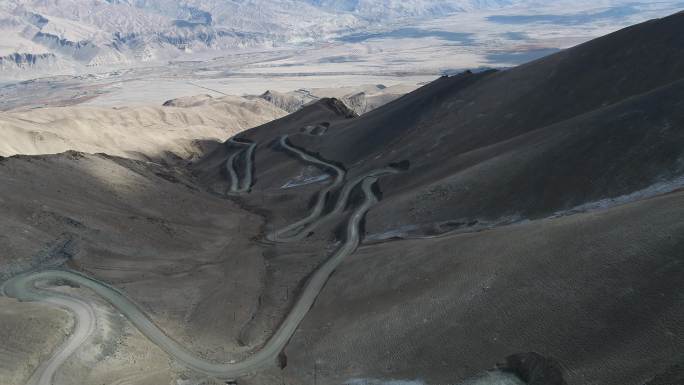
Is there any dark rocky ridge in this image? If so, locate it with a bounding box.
[502,353,567,385]
[0,52,56,68]
[193,11,684,385]
[264,11,684,234]
[0,9,683,385]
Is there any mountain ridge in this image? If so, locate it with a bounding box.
[1,8,684,385]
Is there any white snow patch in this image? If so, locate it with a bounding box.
[458,371,526,385]
[344,372,524,385]
[555,174,684,217]
[281,166,331,189]
[365,224,420,241]
[344,379,424,385]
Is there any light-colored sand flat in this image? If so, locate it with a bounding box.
[0,95,286,159]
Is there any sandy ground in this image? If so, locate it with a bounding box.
[0,298,73,385]
[0,95,286,160]
[1,101,684,385]
[83,76,435,109]
[1,12,684,385]
[0,152,273,379]
[52,286,175,385]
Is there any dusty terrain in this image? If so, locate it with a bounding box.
[267,11,684,237]
[256,83,422,115]
[1,11,684,385]
[274,189,684,385]
[0,298,72,385]
[0,95,286,160]
[0,151,269,384]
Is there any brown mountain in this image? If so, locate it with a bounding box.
[1,10,684,385]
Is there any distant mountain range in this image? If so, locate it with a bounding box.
[1,0,680,79]
[0,0,517,75]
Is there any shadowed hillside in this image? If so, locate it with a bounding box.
[2,10,684,385]
[195,11,684,385]
[205,11,684,238]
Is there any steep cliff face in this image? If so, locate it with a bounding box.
[32,32,101,63]
[0,52,56,70]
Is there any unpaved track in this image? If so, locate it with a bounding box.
[226,138,257,194]
[2,290,97,385]
[267,135,398,243]
[267,135,346,242]
[2,175,381,382]
[269,166,398,242]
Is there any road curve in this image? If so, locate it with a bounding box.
[3,176,381,381]
[269,167,398,243]
[0,286,98,385]
[266,135,346,242]
[226,138,257,194]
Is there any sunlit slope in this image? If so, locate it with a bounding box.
[0,95,285,160]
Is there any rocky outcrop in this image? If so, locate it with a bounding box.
[259,90,317,113]
[33,32,100,63]
[0,52,56,69]
[501,353,567,385]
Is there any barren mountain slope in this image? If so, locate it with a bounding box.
[0,95,286,160]
[1,10,684,385]
[0,96,363,384]
[272,189,684,385]
[256,83,422,115]
[223,11,684,237]
[0,152,268,384]
[191,11,684,385]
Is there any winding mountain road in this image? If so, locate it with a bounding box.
[267,135,398,243]
[226,138,257,194]
[2,173,382,382]
[0,289,97,385]
[267,135,346,242]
